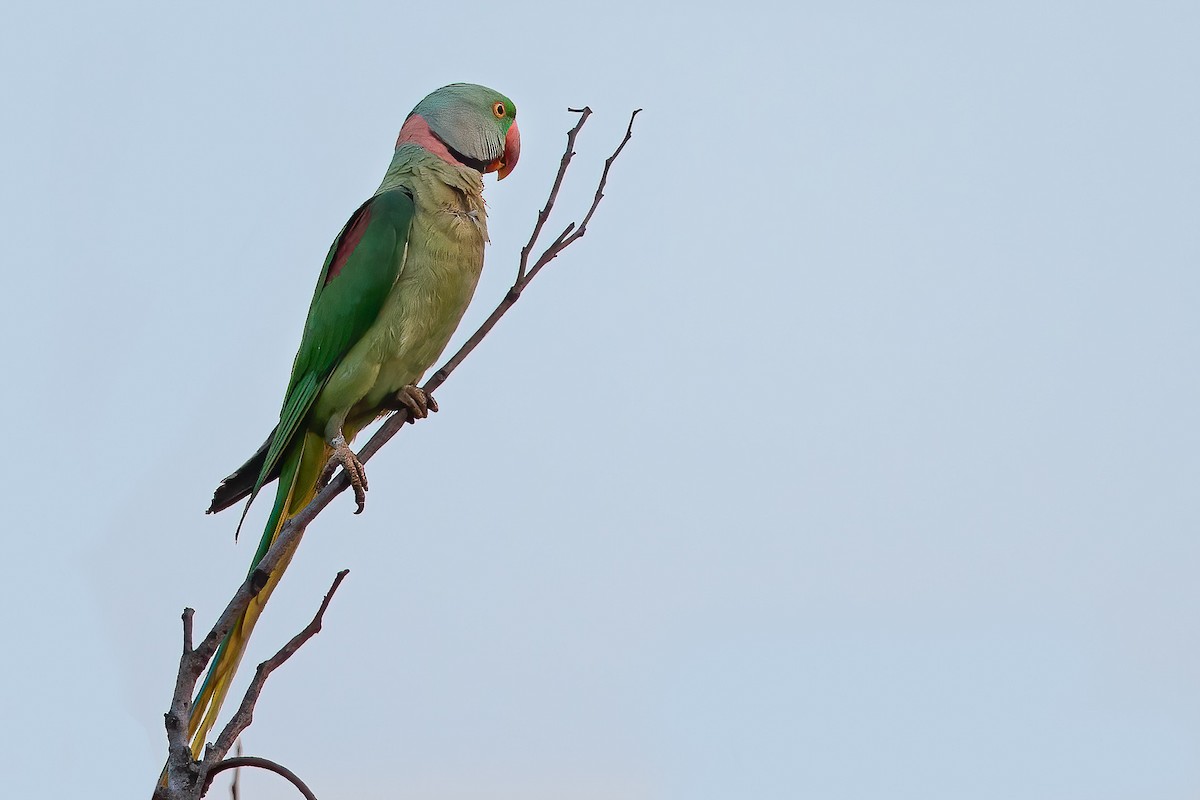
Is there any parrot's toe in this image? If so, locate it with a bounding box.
[319,437,369,513]
[392,384,438,420]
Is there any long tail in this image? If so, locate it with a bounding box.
[185,430,331,757]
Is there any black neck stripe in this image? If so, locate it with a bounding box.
[432,130,492,172]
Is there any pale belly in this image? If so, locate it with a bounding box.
[364,251,484,405]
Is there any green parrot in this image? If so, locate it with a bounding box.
[186,83,520,757]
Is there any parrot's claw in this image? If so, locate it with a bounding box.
[392,384,438,420]
[318,437,369,514]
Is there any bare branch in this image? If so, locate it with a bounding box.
[206,757,318,800]
[183,608,195,654]
[158,609,203,800]
[165,608,196,751]
[161,512,316,791]
[160,568,348,798]
[210,570,349,759]
[527,108,641,283]
[518,106,591,281]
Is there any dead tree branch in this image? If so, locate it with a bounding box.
[210,570,349,758]
[156,106,639,799]
[157,572,348,800]
[206,757,318,800]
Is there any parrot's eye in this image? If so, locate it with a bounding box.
[493,102,506,118]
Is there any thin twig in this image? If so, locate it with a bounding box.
[206,757,318,800]
[209,570,350,759]
[159,569,347,798]
[527,108,641,283]
[161,506,317,795]
[229,741,242,800]
[183,608,195,654]
[518,107,591,281]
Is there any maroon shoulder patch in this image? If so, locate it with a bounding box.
[324,202,373,285]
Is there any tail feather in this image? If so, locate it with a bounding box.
[207,426,280,515]
[185,431,330,757]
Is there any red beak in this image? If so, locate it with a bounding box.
[495,121,520,180]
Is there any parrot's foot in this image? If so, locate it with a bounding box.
[390,384,438,420]
[318,436,369,514]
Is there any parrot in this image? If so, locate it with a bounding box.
[184,83,520,758]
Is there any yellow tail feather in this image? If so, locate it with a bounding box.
[184,431,331,757]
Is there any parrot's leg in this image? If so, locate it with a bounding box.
[383,384,439,419]
[318,433,369,513]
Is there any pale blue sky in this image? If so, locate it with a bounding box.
[3,2,1198,798]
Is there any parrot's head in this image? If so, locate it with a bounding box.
[397,83,520,180]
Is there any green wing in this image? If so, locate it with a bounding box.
[251,188,415,501]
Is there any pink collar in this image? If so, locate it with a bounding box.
[395,114,460,167]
